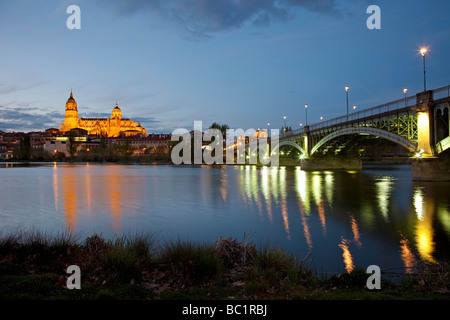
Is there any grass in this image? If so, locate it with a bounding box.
[0,229,449,300]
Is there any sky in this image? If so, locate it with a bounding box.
[0,0,449,134]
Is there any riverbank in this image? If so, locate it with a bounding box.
[1,156,414,167]
[0,230,449,300]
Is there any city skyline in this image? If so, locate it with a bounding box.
[1,0,450,134]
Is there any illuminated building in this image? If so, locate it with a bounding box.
[59,90,146,137]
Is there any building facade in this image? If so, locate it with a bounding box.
[59,91,146,137]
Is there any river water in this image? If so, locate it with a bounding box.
[0,162,449,274]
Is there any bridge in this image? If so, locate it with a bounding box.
[241,85,450,180]
[275,85,450,160]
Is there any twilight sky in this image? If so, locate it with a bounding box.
[0,0,449,134]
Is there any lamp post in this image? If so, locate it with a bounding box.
[420,48,427,91]
[283,116,286,132]
[267,122,270,137]
[305,104,308,126]
[345,86,350,122]
[403,88,408,107]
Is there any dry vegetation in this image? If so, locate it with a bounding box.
[0,229,449,300]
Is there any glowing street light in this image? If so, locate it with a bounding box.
[403,88,408,107]
[283,116,286,132]
[345,86,350,118]
[305,104,308,126]
[420,48,428,91]
[353,105,357,112]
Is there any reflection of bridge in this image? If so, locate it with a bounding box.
[276,86,450,159]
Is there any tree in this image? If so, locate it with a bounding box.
[209,122,230,138]
[66,131,80,160]
[12,135,31,160]
[112,139,134,161]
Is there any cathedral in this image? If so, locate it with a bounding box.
[59,91,147,137]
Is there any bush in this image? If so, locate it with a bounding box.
[160,239,223,284]
[96,233,157,285]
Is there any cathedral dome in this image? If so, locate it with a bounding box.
[112,103,122,119]
[65,90,77,111]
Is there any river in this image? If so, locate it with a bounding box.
[1,162,449,275]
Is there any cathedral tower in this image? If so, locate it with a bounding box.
[64,90,79,131]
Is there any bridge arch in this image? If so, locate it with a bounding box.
[270,140,305,156]
[310,127,418,156]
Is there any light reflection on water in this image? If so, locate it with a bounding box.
[0,162,449,274]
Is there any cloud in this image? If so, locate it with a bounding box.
[0,105,162,134]
[0,82,46,95]
[0,106,64,132]
[109,0,343,37]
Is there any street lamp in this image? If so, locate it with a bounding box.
[305,104,308,126]
[267,122,270,136]
[420,48,428,91]
[403,88,408,107]
[345,86,350,119]
[283,116,286,132]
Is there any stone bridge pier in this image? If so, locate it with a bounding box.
[412,90,450,181]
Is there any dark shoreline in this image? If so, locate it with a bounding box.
[0,156,414,166]
[0,230,449,300]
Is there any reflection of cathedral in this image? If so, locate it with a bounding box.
[59,91,146,137]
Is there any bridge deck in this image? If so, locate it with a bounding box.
[280,85,450,140]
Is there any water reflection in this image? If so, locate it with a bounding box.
[53,162,58,213]
[219,167,228,203]
[52,163,139,233]
[235,166,450,271]
[296,170,313,251]
[350,214,362,248]
[279,167,290,239]
[412,185,436,264]
[411,181,450,265]
[399,235,418,274]
[1,163,449,274]
[338,238,355,273]
[413,188,425,221]
[375,176,395,222]
[261,167,273,223]
[236,166,450,271]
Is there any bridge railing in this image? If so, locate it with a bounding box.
[433,85,450,100]
[279,85,450,139]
